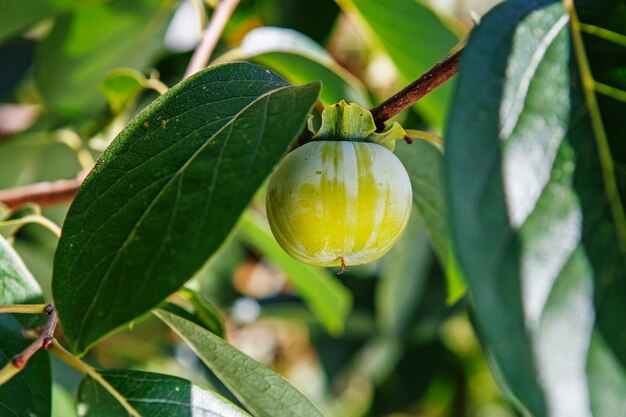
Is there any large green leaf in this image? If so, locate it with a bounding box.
[0,0,55,43]
[0,0,101,43]
[0,236,51,417]
[376,213,432,336]
[446,0,626,415]
[336,0,458,128]
[52,63,321,355]
[238,211,352,335]
[35,0,177,119]
[220,27,370,106]
[77,369,251,417]
[394,140,465,302]
[155,309,325,417]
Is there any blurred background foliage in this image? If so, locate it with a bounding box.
[0,0,521,416]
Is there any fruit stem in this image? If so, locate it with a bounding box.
[338,256,350,275]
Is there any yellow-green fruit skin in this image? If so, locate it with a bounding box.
[266,141,412,267]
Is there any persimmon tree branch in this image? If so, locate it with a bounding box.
[0,304,58,385]
[0,172,86,209]
[184,0,241,79]
[370,47,463,130]
[0,38,460,209]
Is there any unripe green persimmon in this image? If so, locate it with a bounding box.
[266,140,412,268]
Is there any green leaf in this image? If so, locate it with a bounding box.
[376,213,432,336]
[0,236,51,417]
[0,0,99,43]
[35,0,177,119]
[446,0,626,415]
[155,309,325,417]
[99,68,149,115]
[336,0,458,128]
[161,288,226,338]
[52,62,321,355]
[0,235,45,312]
[221,27,370,106]
[394,140,465,301]
[238,211,352,335]
[0,0,55,43]
[587,331,626,417]
[53,383,76,417]
[77,369,251,417]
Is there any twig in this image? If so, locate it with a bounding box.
[0,171,86,209]
[50,340,142,417]
[183,0,241,79]
[0,304,57,385]
[370,48,463,130]
[0,304,48,314]
[0,215,62,238]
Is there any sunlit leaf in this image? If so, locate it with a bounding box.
[446,0,626,415]
[221,27,370,106]
[53,62,320,355]
[156,309,325,417]
[77,369,251,417]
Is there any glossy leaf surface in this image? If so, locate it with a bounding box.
[77,369,252,417]
[52,63,320,354]
[446,0,626,415]
[0,236,51,417]
[156,309,325,417]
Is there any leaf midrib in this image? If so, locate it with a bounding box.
[564,0,626,254]
[73,84,296,348]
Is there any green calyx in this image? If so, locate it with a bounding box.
[307,100,407,151]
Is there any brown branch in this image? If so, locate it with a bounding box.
[0,172,86,209]
[370,47,463,130]
[0,304,58,385]
[11,304,58,368]
[184,0,241,79]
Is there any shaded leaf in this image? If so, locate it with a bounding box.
[100,68,150,115]
[52,62,321,355]
[155,309,325,417]
[394,140,465,301]
[238,211,352,335]
[0,235,51,417]
[35,0,177,119]
[162,288,226,338]
[336,0,458,128]
[376,213,432,336]
[447,0,626,415]
[77,369,251,417]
